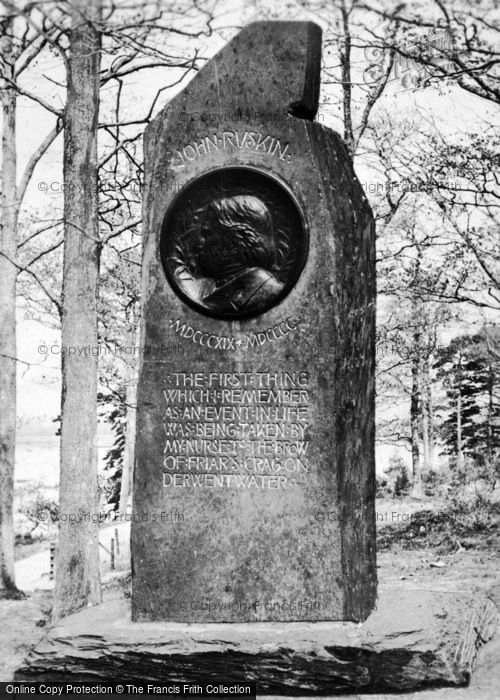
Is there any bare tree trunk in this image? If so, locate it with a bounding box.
[52,0,102,622]
[456,390,464,469]
[0,23,23,598]
[339,0,355,156]
[410,344,423,498]
[118,367,137,515]
[487,363,493,463]
[426,360,435,470]
[118,311,138,514]
[422,408,430,469]
[456,364,464,472]
[421,356,433,473]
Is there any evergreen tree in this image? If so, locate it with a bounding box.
[435,333,500,472]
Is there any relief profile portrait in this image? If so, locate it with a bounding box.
[173,195,284,315]
[160,167,308,320]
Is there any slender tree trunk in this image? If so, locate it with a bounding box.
[118,367,137,515]
[421,356,433,472]
[118,312,139,514]
[52,0,102,622]
[409,246,424,498]
[410,343,423,498]
[456,383,464,471]
[422,410,430,468]
[340,0,355,156]
[487,363,493,463]
[0,24,23,598]
[427,360,435,471]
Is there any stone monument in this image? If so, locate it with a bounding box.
[16,22,498,692]
[131,20,377,623]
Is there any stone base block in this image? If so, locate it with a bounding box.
[15,589,499,694]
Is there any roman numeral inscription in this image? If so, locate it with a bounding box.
[162,371,310,489]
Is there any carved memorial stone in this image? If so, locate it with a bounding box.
[131,20,377,623]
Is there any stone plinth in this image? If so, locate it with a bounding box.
[15,590,499,693]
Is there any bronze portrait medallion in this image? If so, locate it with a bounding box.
[160,167,308,320]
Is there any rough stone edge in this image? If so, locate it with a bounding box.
[14,591,500,694]
[453,592,500,681]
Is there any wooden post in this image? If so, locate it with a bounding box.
[50,543,56,581]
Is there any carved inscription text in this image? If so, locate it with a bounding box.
[162,371,310,489]
[168,131,292,169]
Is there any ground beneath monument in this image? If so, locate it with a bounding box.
[2,498,499,697]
